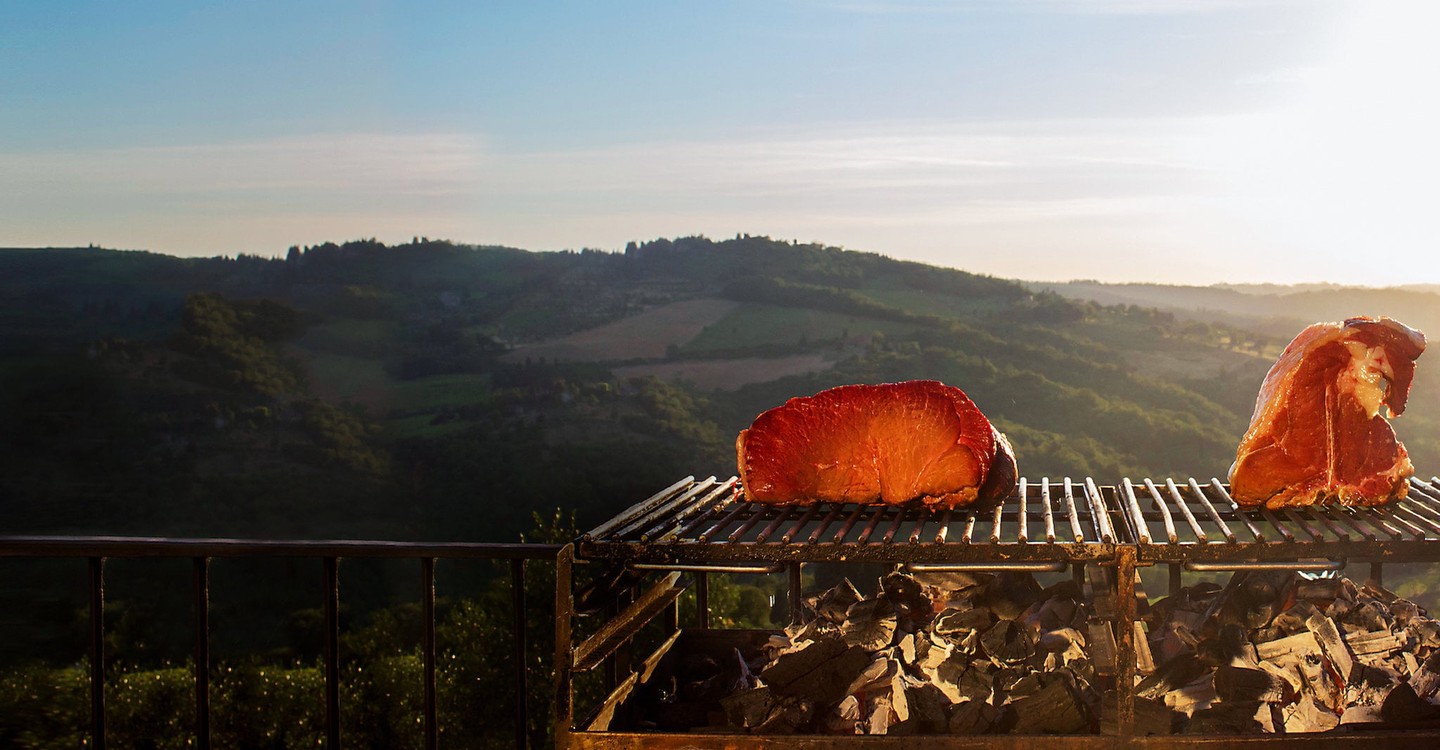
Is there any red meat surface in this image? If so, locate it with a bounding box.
[1230,317,1426,508]
[736,380,1018,508]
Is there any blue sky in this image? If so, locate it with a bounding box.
[3,1,1437,284]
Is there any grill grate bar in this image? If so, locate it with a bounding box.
[1017,478,1029,543]
[935,509,953,544]
[1122,479,1152,545]
[1406,479,1440,514]
[832,505,867,544]
[1282,508,1324,541]
[1372,505,1428,539]
[1041,478,1057,543]
[909,509,931,544]
[617,477,717,540]
[1330,507,1381,541]
[1163,479,1207,543]
[1353,507,1406,539]
[1401,492,1440,528]
[1311,506,1353,541]
[807,504,846,544]
[882,508,908,544]
[699,501,751,543]
[1395,504,1440,536]
[1207,480,1265,542]
[962,510,978,544]
[990,495,1005,544]
[586,476,694,540]
[726,505,769,543]
[755,507,796,544]
[650,479,735,542]
[780,505,820,544]
[1062,478,1084,543]
[1086,478,1118,543]
[1143,479,1179,543]
[1258,507,1296,542]
[1187,479,1237,543]
[857,508,888,545]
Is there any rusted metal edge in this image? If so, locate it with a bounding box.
[577,540,1123,564]
[0,537,564,559]
[572,571,687,672]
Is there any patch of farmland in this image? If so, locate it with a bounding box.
[503,298,740,363]
[613,354,834,391]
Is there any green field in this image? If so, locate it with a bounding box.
[680,303,921,353]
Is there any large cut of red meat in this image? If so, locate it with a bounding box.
[736,380,1018,508]
[1230,317,1426,508]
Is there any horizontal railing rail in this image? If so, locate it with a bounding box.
[0,536,564,750]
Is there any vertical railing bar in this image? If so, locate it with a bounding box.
[193,556,211,750]
[788,562,803,625]
[512,558,529,750]
[323,556,341,749]
[90,556,106,750]
[422,558,438,750]
[696,572,710,630]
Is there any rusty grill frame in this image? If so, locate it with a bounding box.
[556,475,1440,750]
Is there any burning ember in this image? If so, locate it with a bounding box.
[1138,570,1440,734]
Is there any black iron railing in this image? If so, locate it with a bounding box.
[0,536,564,750]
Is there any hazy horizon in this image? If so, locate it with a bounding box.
[4,1,1437,286]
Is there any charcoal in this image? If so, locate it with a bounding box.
[1390,598,1421,625]
[1008,677,1090,734]
[756,696,815,734]
[824,695,861,734]
[947,698,999,734]
[904,680,950,733]
[1134,697,1181,735]
[933,606,994,639]
[979,572,1043,620]
[806,578,864,623]
[882,571,930,621]
[1213,665,1289,704]
[841,598,898,652]
[1306,612,1358,684]
[1184,701,1265,734]
[864,695,894,734]
[1380,681,1440,724]
[980,619,1035,664]
[1341,600,1393,634]
[1281,695,1340,733]
[759,638,845,690]
[1137,653,1208,701]
[720,686,773,728]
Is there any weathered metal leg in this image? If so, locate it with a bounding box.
[1168,562,1182,598]
[1115,547,1138,748]
[512,558,528,750]
[788,561,803,625]
[323,557,341,749]
[696,572,709,630]
[194,557,211,750]
[89,556,106,750]
[554,545,574,750]
[1369,561,1384,589]
[418,558,438,750]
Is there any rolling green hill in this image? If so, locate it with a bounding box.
[4,236,1439,547]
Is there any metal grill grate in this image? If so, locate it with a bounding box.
[1119,475,1440,564]
[578,476,1126,564]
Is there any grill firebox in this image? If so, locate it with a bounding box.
[555,475,1440,749]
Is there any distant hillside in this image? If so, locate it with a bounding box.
[3,237,1438,548]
